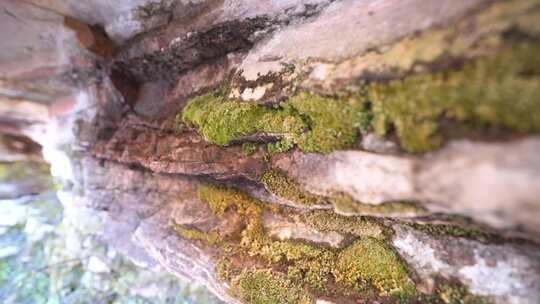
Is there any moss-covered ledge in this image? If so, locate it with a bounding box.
[171,182,496,304]
[179,37,540,154]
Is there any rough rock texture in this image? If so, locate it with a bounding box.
[2,0,540,303]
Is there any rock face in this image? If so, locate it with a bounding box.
[2,0,540,303]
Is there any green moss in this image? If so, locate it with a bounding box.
[302,210,387,239]
[335,237,416,298]
[369,42,540,152]
[242,143,258,156]
[172,223,220,245]
[231,269,313,304]
[260,240,336,291]
[331,193,427,216]
[216,258,236,282]
[181,39,540,154]
[195,184,417,300]
[436,282,490,304]
[288,92,368,153]
[181,91,368,154]
[260,169,326,206]
[182,93,306,147]
[406,222,493,242]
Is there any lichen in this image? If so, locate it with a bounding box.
[260,169,327,206]
[335,237,416,298]
[231,269,313,304]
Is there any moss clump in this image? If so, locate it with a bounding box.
[181,92,368,154]
[406,222,493,242]
[196,184,416,300]
[182,93,307,147]
[302,210,387,239]
[0,161,51,184]
[335,237,416,298]
[436,282,490,304]
[331,193,427,216]
[173,223,220,245]
[260,169,327,206]
[369,42,540,152]
[260,240,336,291]
[198,183,264,217]
[288,92,369,153]
[181,40,540,154]
[231,269,313,304]
[242,142,258,156]
[216,258,236,282]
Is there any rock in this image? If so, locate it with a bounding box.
[2,0,540,303]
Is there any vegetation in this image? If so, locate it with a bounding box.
[181,41,540,153]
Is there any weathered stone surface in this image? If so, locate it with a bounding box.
[2,0,540,303]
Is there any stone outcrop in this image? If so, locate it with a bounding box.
[2,0,540,303]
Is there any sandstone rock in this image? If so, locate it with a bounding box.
[2,0,540,303]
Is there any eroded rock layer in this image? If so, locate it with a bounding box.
[2,0,540,303]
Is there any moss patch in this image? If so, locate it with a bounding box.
[335,237,416,298]
[405,222,496,243]
[181,93,307,147]
[242,142,258,156]
[331,193,427,216]
[301,210,387,239]
[182,40,540,153]
[261,169,327,206]
[181,91,368,154]
[192,183,417,301]
[368,42,540,152]
[231,269,313,304]
[173,224,220,245]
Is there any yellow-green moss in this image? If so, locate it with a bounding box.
[369,42,540,152]
[182,93,307,147]
[260,240,336,291]
[198,183,264,217]
[335,237,416,298]
[242,142,258,156]
[195,184,417,300]
[173,223,220,245]
[231,269,313,304]
[288,92,370,153]
[436,282,491,304]
[406,222,494,242]
[0,161,52,184]
[182,40,540,154]
[216,258,235,282]
[302,210,387,239]
[331,193,427,216]
[181,91,369,154]
[261,169,327,206]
